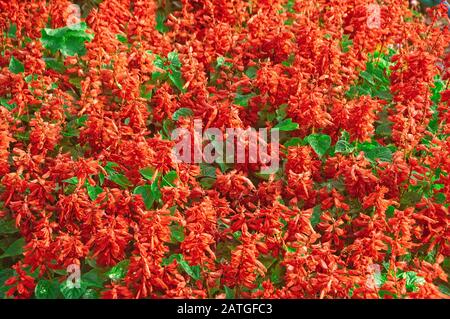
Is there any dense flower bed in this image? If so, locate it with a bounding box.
[0,0,450,299]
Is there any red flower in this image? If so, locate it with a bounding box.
[5,263,36,299]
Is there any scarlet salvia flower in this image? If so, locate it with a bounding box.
[88,215,132,267]
[4,263,36,299]
[0,0,449,300]
[221,225,267,293]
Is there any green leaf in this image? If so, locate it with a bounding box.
[358,142,393,162]
[439,284,450,296]
[61,35,88,56]
[253,172,271,180]
[9,56,24,74]
[151,179,162,202]
[216,56,225,68]
[375,122,392,137]
[285,246,296,253]
[281,54,295,67]
[51,268,67,276]
[400,191,422,207]
[199,177,216,189]
[153,55,165,70]
[335,139,354,155]
[421,0,442,8]
[168,52,182,68]
[366,147,393,162]
[168,70,185,92]
[306,133,331,157]
[68,21,94,35]
[346,50,394,100]
[76,114,88,126]
[104,162,119,174]
[269,263,285,285]
[310,205,322,228]
[178,258,200,280]
[0,98,16,111]
[116,34,127,43]
[234,92,256,107]
[266,111,277,122]
[276,104,288,121]
[162,254,200,280]
[86,183,103,201]
[35,279,60,299]
[200,164,217,178]
[0,219,18,235]
[140,167,156,181]
[224,285,235,299]
[172,108,194,121]
[360,71,375,85]
[0,269,15,298]
[0,238,25,259]
[374,272,387,288]
[134,185,154,209]
[140,85,153,99]
[435,193,446,204]
[217,162,230,173]
[161,254,179,266]
[378,290,397,298]
[60,280,87,299]
[244,66,258,79]
[401,271,425,292]
[156,10,169,33]
[386,205,395,218]
[7,23,17,39]
[41,22,93,57]
[431,75,445,104]
[85,258,99,269]
[44,58,66,73]
[340,34,353,53]
[14,131,29,142]
[0,239,9,252]
[162,118,175,140]
[63,177,79,185]
[274,118,299,131]
[108,173,131,188]
[62,126,79,137]
[82,289,99,299]
[162,171,177,187]
[348,287,355,298]
[24,74,37,83]
[170,223,185,243]
[40,30,64,53]
[233,231,242,240]
[375,90,392,100]
[98,172,105,186]
[103,259,128,282]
